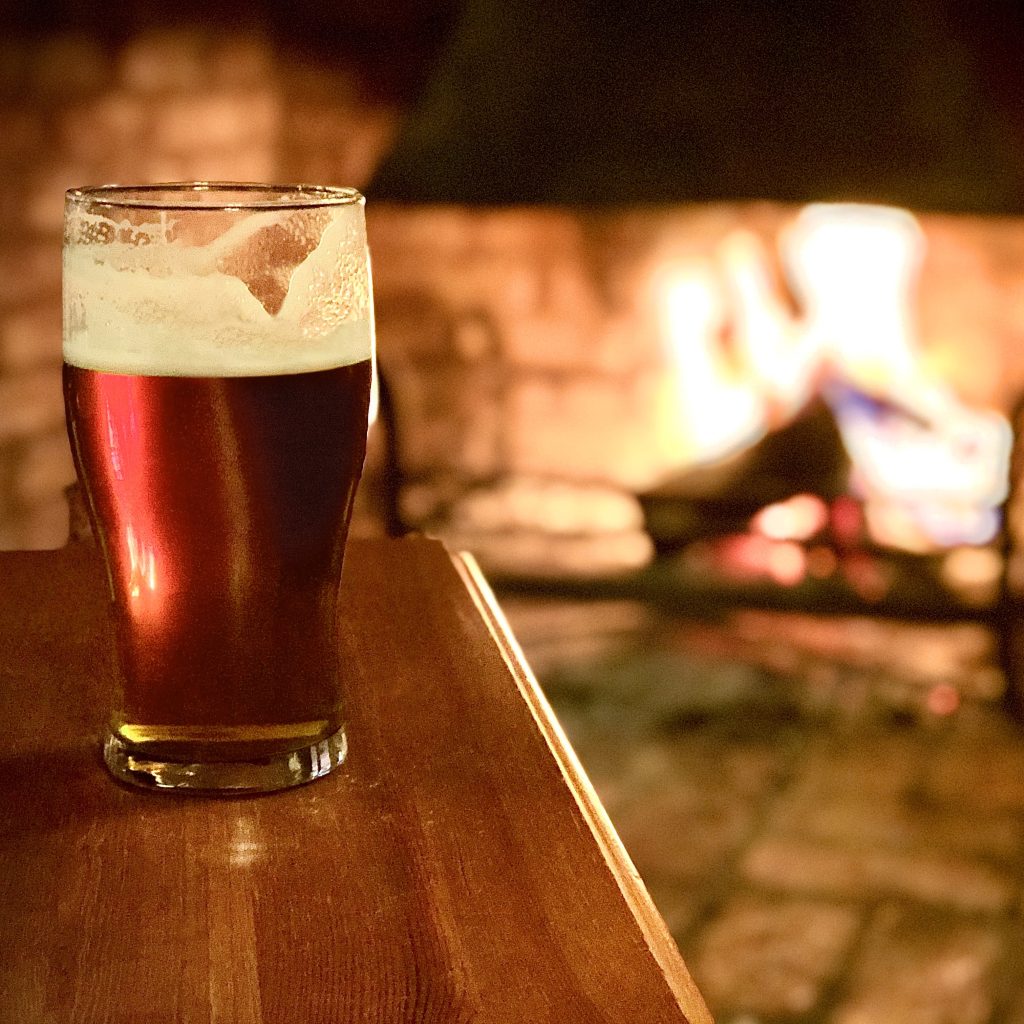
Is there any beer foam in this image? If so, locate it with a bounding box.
[64,208,374,377]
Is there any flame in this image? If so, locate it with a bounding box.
[657,203,1011,552]
[654,260,763,465]
[783,204,925,392]
[719,230,820,420]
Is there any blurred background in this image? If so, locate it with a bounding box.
[4,1,1024,1020]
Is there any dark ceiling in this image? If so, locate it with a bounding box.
[369,0,1024,212]
[4,0,1022,212]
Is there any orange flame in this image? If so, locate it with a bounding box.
[657,203,1011,551]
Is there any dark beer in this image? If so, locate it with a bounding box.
[64,359,372,764]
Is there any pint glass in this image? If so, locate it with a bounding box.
[62,184,374,792]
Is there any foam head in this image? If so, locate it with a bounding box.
[63,184,374,377]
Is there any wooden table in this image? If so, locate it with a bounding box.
[0,538,711,1023]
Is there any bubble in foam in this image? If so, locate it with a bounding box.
[63,203,373,377]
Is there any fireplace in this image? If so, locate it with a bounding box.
[367,201,1024,583]
[3,5,1024,638]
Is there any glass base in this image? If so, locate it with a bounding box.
[102,726,348,793]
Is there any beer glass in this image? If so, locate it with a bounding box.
[62,183,374,792]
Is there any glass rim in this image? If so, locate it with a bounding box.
[65,181,365,212]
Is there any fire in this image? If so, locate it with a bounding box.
[784,204,924,392]
[654,260,764,465]
[657,203,1011,552]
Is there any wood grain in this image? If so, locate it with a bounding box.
[0,538,712,1023]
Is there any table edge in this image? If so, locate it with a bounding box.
[450,551,713,1024]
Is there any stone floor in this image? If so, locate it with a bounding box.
[498,594,1024,1024]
